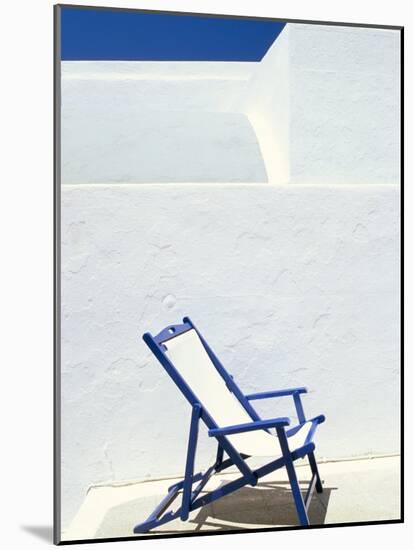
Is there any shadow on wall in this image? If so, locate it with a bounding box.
[94,482,335,538]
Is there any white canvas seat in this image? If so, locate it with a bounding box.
[165,328,313,456]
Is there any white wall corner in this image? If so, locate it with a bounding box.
[244,25,290,184]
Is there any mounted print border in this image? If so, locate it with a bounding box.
[54,3,404,545]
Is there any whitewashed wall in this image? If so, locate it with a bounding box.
[61,62,266,183]
[287,24,400,184]
[60,23,400,529]
[243,24,400,184]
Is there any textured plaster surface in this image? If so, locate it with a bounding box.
[61,62,265,184]
[288,25,400,184]
[61,184,400,528]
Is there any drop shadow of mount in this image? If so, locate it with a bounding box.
[20,525,54,543]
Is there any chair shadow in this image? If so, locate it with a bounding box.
[93,480,335,539]
[21,525,54,543]
[188,481,335,532]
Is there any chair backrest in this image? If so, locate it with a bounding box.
[144,318,279,457]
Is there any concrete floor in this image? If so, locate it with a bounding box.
[63,455,400,542]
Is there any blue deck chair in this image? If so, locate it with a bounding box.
[134,317,325,533]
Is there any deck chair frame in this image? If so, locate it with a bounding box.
[134,317,325,534]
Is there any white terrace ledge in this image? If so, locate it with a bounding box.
[63,455,400,541]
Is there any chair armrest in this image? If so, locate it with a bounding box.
[246,387,307,400]
[208,417,290,437]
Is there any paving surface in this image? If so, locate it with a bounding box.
[63,455,400,541]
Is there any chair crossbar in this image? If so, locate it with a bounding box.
[190,465,216,503]
[147,485,181,523]
[286,415,325,439]
[152,322,192,345]
[304,415,325,446]
[215,452,250,473]
[168,471,204,492]
[208,416,290,437]
[246,387,307,400]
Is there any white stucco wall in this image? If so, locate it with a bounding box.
[61,184,400,529]
[61,62,267,183]
[287,25,400,184]
[60,23,400,529]
[244,26,290,183]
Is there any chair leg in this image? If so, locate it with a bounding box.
[276,426,309,526]
[308,451,323,493]
[215,444,224,469]
[181,404,201,521]
[285,459,310,526]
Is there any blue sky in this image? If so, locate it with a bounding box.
[60,7,285,61]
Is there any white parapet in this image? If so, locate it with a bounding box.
[61,61,267,184]
[61,24,400,185]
